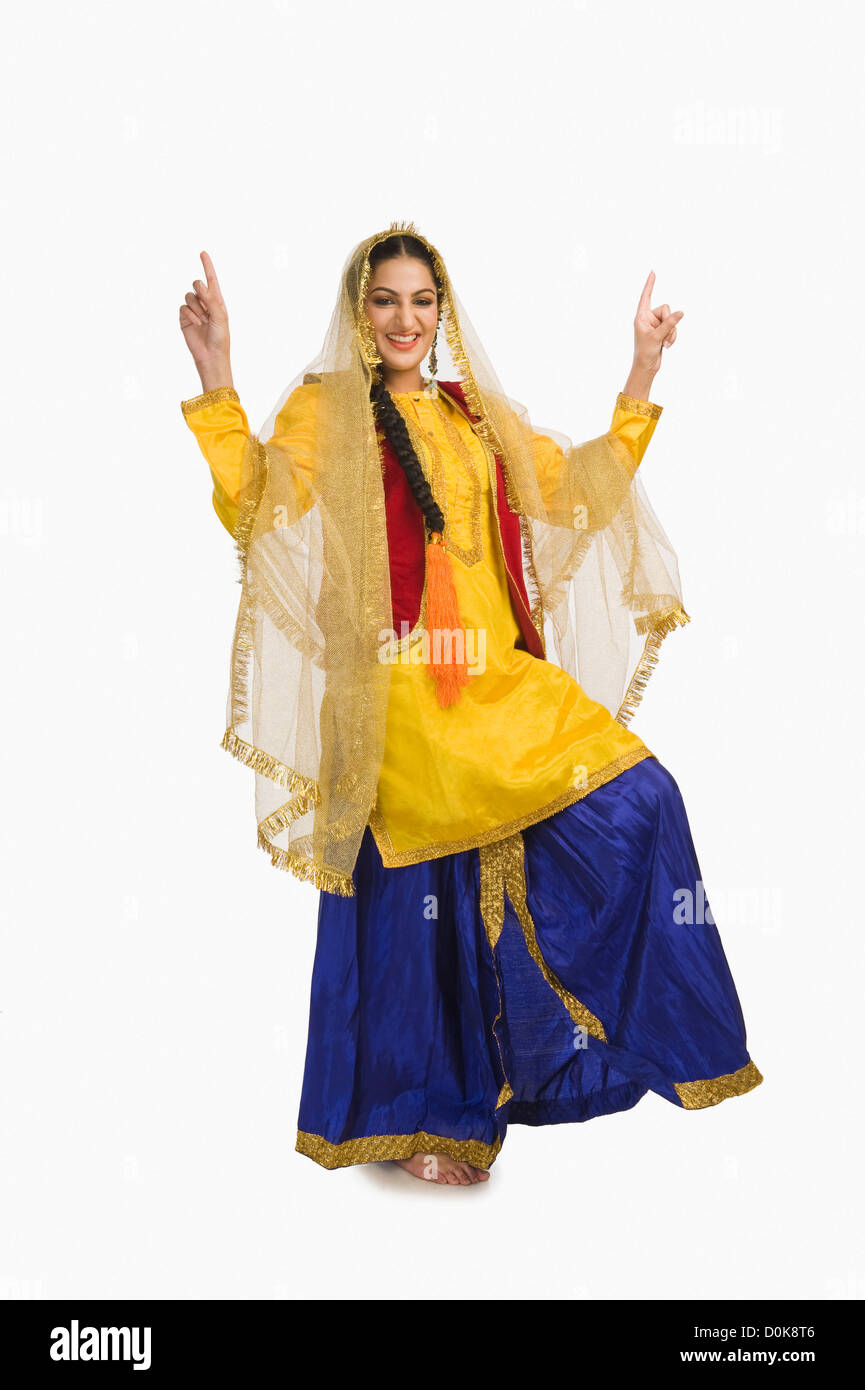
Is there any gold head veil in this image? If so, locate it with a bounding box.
[221,219,689,897]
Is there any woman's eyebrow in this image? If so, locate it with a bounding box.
[370,286,436,295]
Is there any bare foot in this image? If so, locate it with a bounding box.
[394,1152,491,1185]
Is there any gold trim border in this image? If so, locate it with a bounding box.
[296,1128,502,1171]
[615,392,663,420]
[479,832,607,1041]
[502,831,607,1041]
[220,727,357,897]
[180,385,240,416]
[368,744,653,866]
[673,1059,764,1110]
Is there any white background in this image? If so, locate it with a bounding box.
[2,0,862,1300]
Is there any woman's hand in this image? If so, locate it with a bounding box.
[179,250,234,391]
[633,270,683,373]
[622,270,684,401]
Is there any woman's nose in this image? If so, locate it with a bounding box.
[394,303,419,330]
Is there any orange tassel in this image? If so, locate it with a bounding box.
[425,532,470,707]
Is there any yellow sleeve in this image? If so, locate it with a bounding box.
[527,391,663,527]
[180,382,319,538]
[607,391,663,469]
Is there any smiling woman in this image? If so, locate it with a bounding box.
[178,219,762,1187]
[364,253,439,386]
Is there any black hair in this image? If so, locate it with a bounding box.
[367,234,445,537]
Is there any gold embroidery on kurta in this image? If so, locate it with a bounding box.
[390,393,484,568]
[426,397,485,566]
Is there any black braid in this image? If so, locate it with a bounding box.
[367,235,445,538]
[370,379,444,537]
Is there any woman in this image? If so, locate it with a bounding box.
[179,223,762,1187]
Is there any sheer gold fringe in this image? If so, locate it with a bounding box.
[217,427,360,896]
[615,605,691,727]
[256,835,356,897]
[519,513,547,652]
[219,727,357,896]
[232,436,268,574]
[296,1128,502,1171]
[221,727,318,794]
[673,1059,764,1110]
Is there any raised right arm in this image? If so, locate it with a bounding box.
[178,251,316,537]
[180,383,319,537]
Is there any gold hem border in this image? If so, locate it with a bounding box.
[296,1128,502,1171]
[673,1059,764,1110]
[368,744,653,867]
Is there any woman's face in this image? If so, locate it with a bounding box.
[364,256,439,377]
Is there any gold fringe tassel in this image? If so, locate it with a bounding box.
[220,726,318,794]
[219,727,356,897]
[616,605,691,727]
[256,834,356,897]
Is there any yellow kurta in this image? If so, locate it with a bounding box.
[181,381,662,867]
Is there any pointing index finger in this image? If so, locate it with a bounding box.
[200,249,219,289]
[637,270,655,313]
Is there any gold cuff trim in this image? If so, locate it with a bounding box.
[180,385,240,416]
[479,831,607,1042]
[368,744,653,867]
[615,392,662,420]
[296,1128,502,1171]
[674,1059,764,1110]
[615,606,690,727]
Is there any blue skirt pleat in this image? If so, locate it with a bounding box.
[296,757,761,1167]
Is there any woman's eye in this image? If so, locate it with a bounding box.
[373,298,433,306]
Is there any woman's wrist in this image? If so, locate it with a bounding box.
[196,358,235,392]
[622,358,658,403]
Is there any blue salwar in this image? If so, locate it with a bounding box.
[295,756,762,1170]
